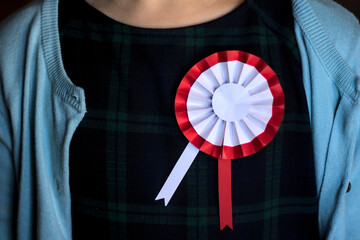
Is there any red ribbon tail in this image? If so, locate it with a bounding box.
[218,158,233,230]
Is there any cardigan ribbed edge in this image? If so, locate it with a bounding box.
[41,0,86,112]
[292,0,359,102]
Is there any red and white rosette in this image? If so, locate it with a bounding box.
[156,50,284,230]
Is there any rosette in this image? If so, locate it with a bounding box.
[156,50,284,230]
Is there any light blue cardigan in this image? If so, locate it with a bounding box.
[0,0,359,239]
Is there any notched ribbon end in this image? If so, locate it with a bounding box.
[220,222,234,231]
[155,193,170,206]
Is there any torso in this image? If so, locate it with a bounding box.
[60,0,319,238]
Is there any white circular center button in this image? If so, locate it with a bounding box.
[212,83,251,122]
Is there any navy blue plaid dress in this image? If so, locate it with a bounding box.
[60,0,319,239]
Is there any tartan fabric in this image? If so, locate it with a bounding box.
[60,0,319,239]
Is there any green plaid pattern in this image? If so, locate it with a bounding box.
[60,0,319,239]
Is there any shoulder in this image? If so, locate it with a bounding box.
[0,0,43,91]
[0,0,43,45]
[308,0,360,54]
[307,0,359,26]
[293,0,360,73]
[0,0,43,69]
[0,0,46,109]
[295,0,359,37]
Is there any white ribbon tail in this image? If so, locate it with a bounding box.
[155,142,199,205]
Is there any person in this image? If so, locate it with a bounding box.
[0,0,359,239]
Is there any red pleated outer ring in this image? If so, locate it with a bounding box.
[175,50,285,159]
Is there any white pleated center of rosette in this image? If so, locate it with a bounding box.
[187,61,274,146]
[212,83,250,122]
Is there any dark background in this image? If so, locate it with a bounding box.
[0,0,359,22]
